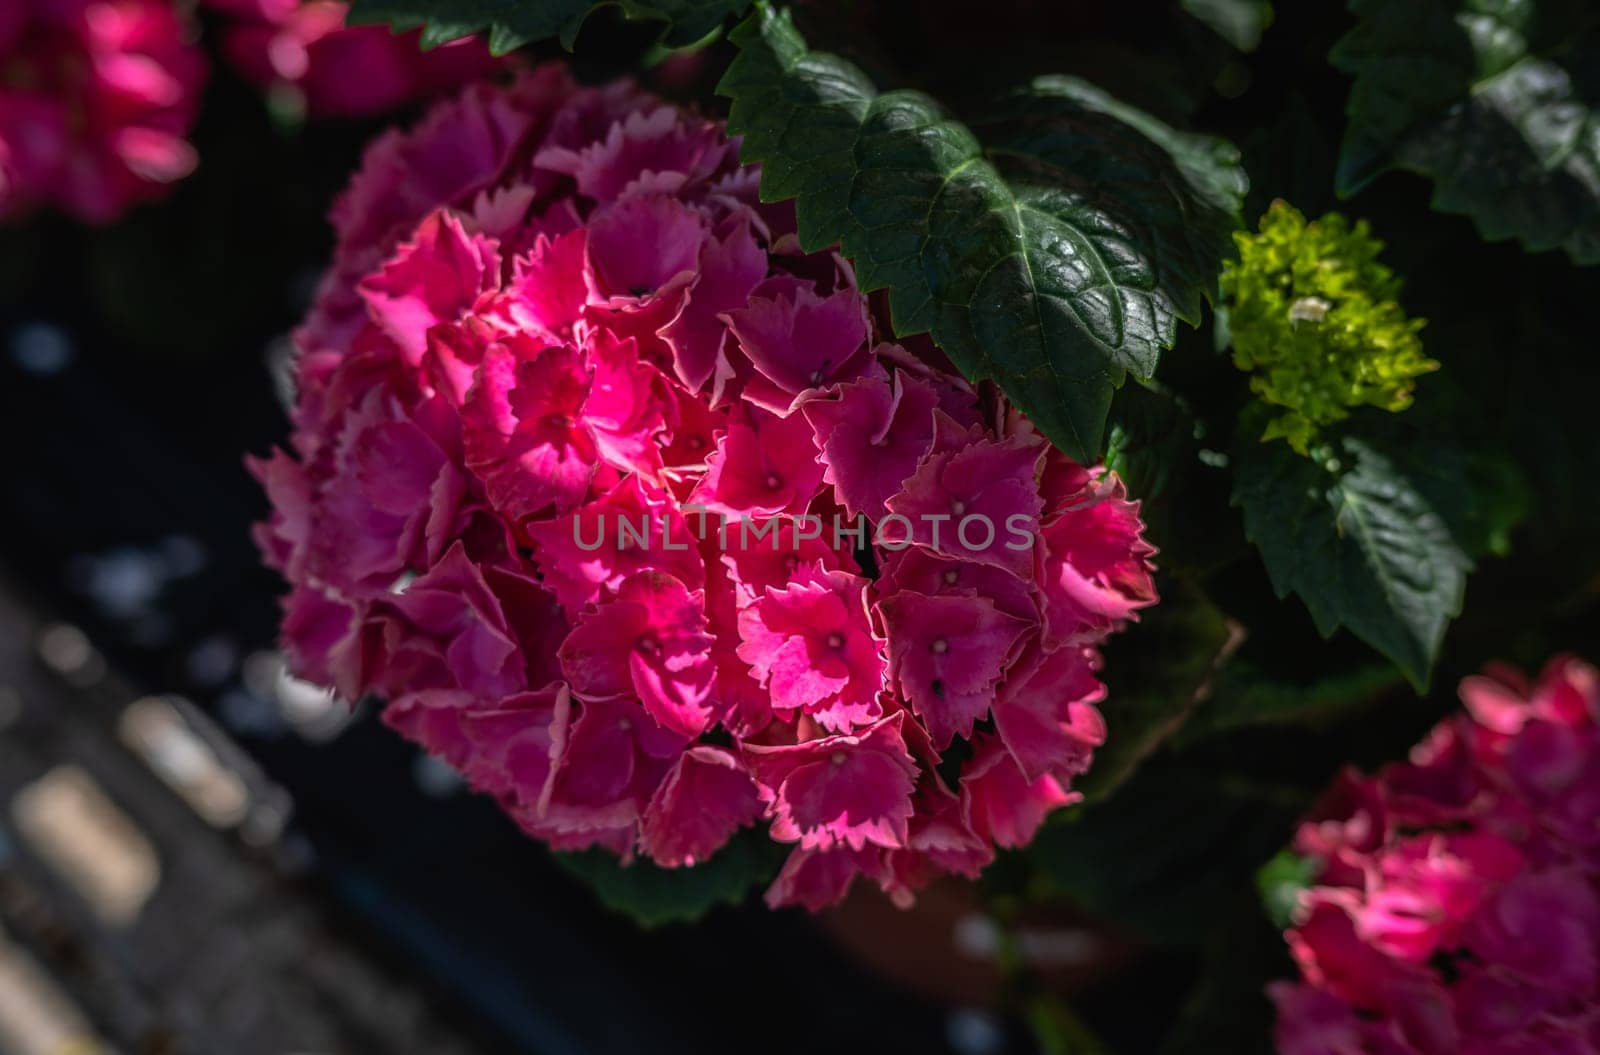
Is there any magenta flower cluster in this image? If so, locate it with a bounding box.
[1272,656,1600,1054]
[0,0,207,222]
[252,70,1158,910]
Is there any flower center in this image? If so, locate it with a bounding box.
[942,569,960,585]
[764,473,783,491]
[931,638,949,655]
[825,632,845,649]
[951,499,966,515]
[830,751,847,766]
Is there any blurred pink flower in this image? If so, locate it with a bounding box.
[0,0,205,222]
[206,0,502,119]
[1274,655,1600,1053]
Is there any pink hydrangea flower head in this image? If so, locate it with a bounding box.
[252,71,1158,911]
[1274,655,1600,1051]
[0,0,206,222]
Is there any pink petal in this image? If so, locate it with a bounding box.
[885,434,1045,580]
[526,476,705,614]
[689,405,824,518]
[961,733,1077,849]
[723,284,870,414]
[640,745,761,866]
[764,845,879,912]
[992,643,1106,783]
[743,714,917,851]
[659,218,767,393]
[803,371,940,520]
[461,336,598,523]
[359,209,500,363]
[559,571,717,738]
[584,194,707,303]
[877,591,1030,748]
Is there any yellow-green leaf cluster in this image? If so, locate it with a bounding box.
[1221,201,1434,453]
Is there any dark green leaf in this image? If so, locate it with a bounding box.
[1332,0,1600,264]
[346,0,750,54]
[553,829,785,926]
[1104,383,1200,513]
[1231,416,1485,689]
[718,6,1246,461]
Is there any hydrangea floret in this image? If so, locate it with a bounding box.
[251,69,1159,911]
[0,0,207,222]
[1221,201,1435,453]
[1271,654,1600,1054]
